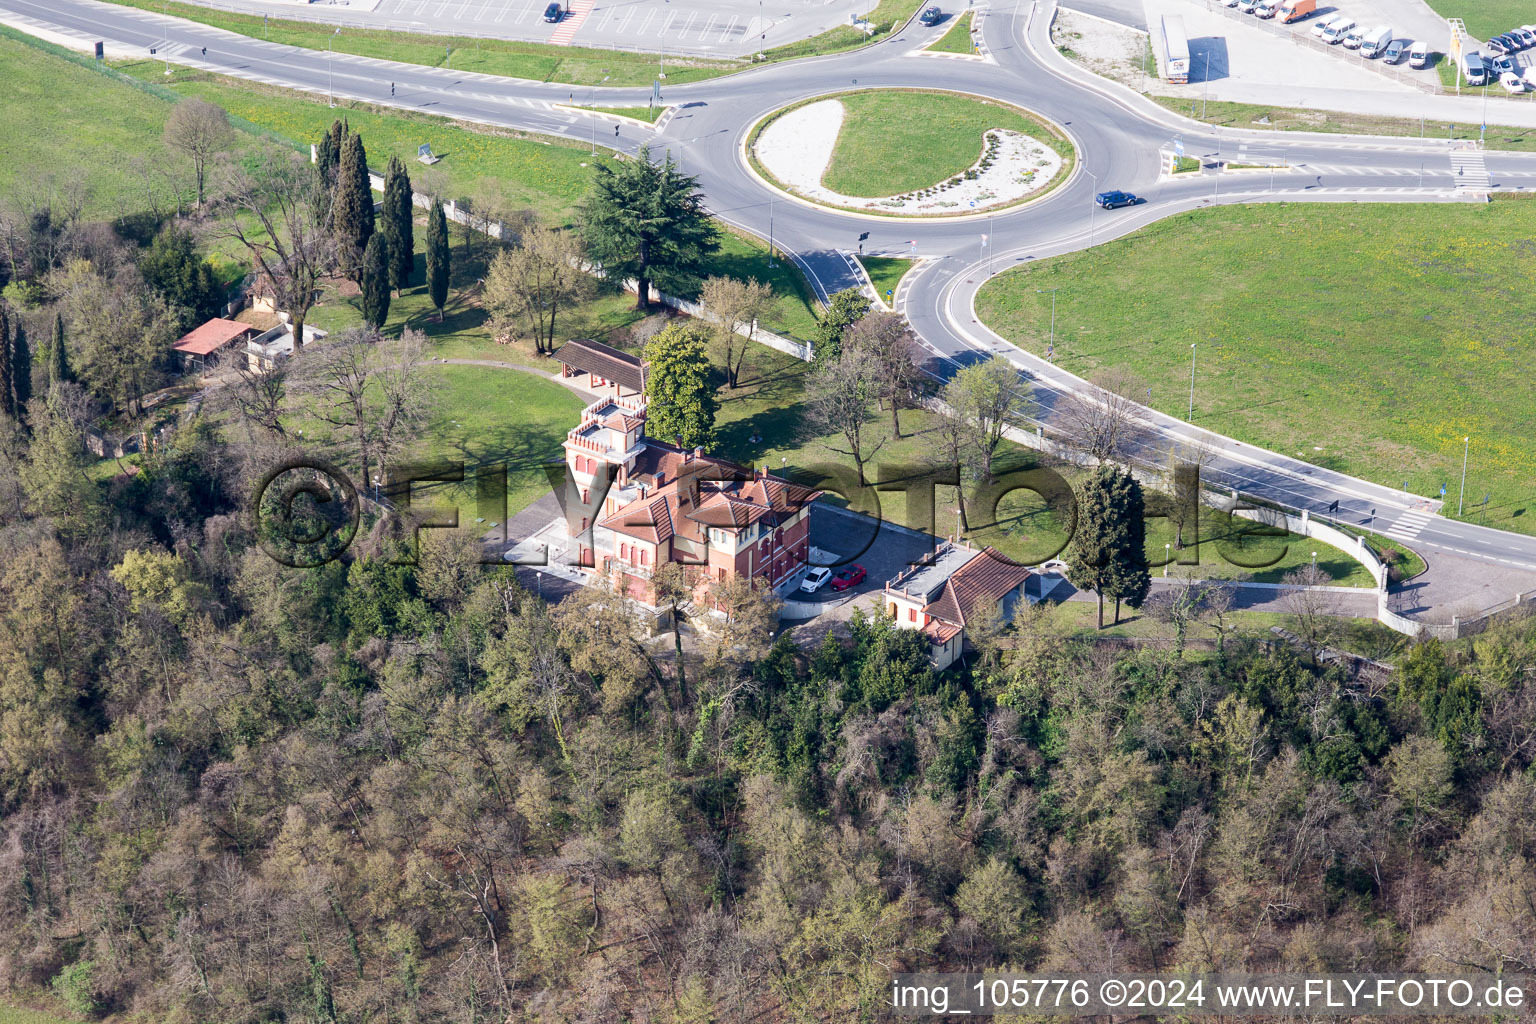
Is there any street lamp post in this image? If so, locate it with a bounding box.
[327,28,341,107]
[1459,436,1469,514]
[1164,543,1171,576]
[1202,50,1211,120]
[768,198,775,268]
[1085,168,1098,245]
[1188,343,1197,420]
[1036,289,1056,353]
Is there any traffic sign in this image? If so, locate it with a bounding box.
[1440,484,1448,497]
[1174,138,1184,157]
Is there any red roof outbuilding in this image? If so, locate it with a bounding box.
[173,318,253,357]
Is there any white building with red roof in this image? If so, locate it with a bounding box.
[172,318,255,373]
[884,541,1036,670]
[559,353,820,607]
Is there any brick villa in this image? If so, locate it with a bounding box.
[556,340,820,607]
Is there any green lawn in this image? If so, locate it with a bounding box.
[1172,155,1201,174]
[0,28,206,217]
[699,230,822,341]
[928,12,976,54]
[975,202,1536,534]
[821,89,1071,197]
[1152,95,1536,152]
[96,0,922,86]
[1420,0,1530,44]
[858,255,915,304]
[117,61,616,221]
[1040,601,1406,660]
[0,1005,77,1024]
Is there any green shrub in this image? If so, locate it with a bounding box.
[51,959,97,1018]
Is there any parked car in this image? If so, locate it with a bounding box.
[1486,35,1510,55]
[1094,190,1138,208]
[1489,53,1517,76]
[1311,12,1342,37]
[543,2,563,21]
[1321,16,1356,44]
[1522,26,1536,46]
[1408,40,1431,68]
[1462,50,1488,85]
[1501,70,1527,92]
[1222,0,1242,8]
[1235,0,1258,13]
[829,565,867,592]
[799,567,833,593]
[1358,25,1393,57]
[1507,27,1534,47]
[1342,25,1367,48]
[1382,37,1410,63]
[1254,0,1279,18]
[919,5,943,24]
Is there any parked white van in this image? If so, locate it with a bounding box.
[1342,24,1367,48]
[1359,26,1393,57]
[1408,40,1430,67]
[1322,16,1356,44]
[1311,12,1345,37]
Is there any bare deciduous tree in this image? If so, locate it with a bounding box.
[698,275,773,388]
[216,151,335,355]
[292,326,438,489]
[482,225,590,355]
[808,345,886,486]
[845,312,921,438]
[1281,562,1336,665]
[1058,367,1143,466]
[163,99,235,207]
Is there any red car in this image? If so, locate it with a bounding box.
[829,564,866,591]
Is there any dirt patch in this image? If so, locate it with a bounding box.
[1052,7,1152,89]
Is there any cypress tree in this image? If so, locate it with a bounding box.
[0,303,12,420]
[360,233,391,330]
[426,200,449,321]
[12,322,31,416]
[49,312,71,389]
[1101,468,1151,625]
[382,155,414,294]
[317,118,346,187]
[1067,464,1151,629]
[333,130,375,282]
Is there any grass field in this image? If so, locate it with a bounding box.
[0,1005,76,1024]
[928,12,976,54]
[1152,95,1536,152]
[1172,155,1201,173]
[97,0,922,87]
[0,30,204,218]
[822,90,1072,197]
[1420,0,1530,43]
[117,61,616,221]
[975,202,1536,534]
[858,255,915,304]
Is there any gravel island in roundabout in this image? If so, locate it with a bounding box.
[747,88,1077,218]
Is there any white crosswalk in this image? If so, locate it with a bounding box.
[1384,508,1434,541]
[1451,149,1491,192]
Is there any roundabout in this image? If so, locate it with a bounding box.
[747,88,1074,217]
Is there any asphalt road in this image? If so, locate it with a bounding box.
[9,0,1536,608]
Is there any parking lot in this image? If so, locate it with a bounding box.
[210,0,869,55]
[780,504,944,618]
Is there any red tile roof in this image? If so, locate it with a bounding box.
[926,547,1031,628]
[173,318,252,356]
[599,443,820,547]
[556,338,648,393]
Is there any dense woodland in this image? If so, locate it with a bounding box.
[2,93,1536,1024]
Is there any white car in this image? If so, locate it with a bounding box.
[799,567,833,593]
[1235,0,1257,12]
[1501,70,1527,92]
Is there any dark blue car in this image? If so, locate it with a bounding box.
[1095,190,1138,209]
[919,6,943,25]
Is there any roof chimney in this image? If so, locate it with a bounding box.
[694,446,704,460]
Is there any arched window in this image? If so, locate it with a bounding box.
[640,549,648,566]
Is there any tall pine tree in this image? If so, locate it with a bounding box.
[49,312,71,390]
[426,200,449,321]
[360,233,391,330]
[333,130,375,282]
[0,302,13,420]
[1067,464,1151,628]
[381,155,414,294]
[581,147,718,311]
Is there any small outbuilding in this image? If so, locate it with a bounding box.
[172,318,255,373]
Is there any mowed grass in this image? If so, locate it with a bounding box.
[822,89,1071,197]
[1152,96,1536,152]
[0,1006,77,1024]
[928,12,976,54]
[116,62,618,220]
[975,202,1536,533]
[0,31,180,217]
[859,255,915,303]
[1420,0,1531,43]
